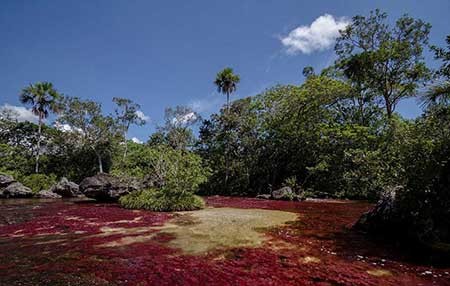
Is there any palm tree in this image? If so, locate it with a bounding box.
[214,68,240,189]
[422,35,450,106]
[20,82,60,173]
[422,82,450,106]
[214,67,240,112]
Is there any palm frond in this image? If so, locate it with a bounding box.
[422,81,450,106]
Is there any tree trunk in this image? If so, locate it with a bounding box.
[226,92,230,113]
[122,123,130,160]
[97,153,104,173]
[35,114,42,173]
[123,135,128,161]
[385,96,393,119]
[225,91,230,189]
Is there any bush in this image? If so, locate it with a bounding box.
[20,173,57,193]
[118,144,209,211]
[120,189,205,212]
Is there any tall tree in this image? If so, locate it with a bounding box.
[57,97,118,173]
[214,67,240,112]
[113,97,146,159]
[335,9,431,118]
[19,82,60,173]
[160,105,201,150]
[214,68,240,188]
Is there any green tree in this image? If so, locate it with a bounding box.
[214,67,240,188]
[214,67,240,112]
[119,145,209,211]
[160,105,201,150]
[57,96,119,173]
[113,97,146,159]
[335,9,431,118]
[19,82,60,173]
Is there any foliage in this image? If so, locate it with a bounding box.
[214,67,240,108]
[19,82,61,173]
[113,97,146,159]
[20,173,57,193]
[115,143,209,211]
[57,96,120,173]
[423,35,450,106]
[335,9,431,117]
[152,105,201,150]
[0,143,33,177]
[119,189,204,212]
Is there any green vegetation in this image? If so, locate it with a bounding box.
[120,189,205,212]
[119,145,209,211]
[21,173,57,193]
[19,82,61,173]
[0,9,449,249]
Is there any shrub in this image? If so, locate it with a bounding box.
[120,189,205,212]
[119,145,210,211]
[21,173,57,193]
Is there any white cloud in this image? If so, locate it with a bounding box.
[135,110,150,122]
[189,95,223,113]
[281,14,349,54]
[131,137,143,144]
[53,122,83,133]
[54,122,73,132]
[172,112,198,126]
[0,104,39,123]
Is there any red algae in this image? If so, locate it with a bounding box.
[0,197,449,286]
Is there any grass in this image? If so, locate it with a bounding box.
[119,189,205,212]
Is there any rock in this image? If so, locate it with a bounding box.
[272,186,295,201]
[0,182,33,198]
[0,173,33,198]
[0,174,15,188]
[79,173,139,201]
[354,186,401,232]
[50,177,80,198]
[35,190,62,199]
[256,194,271,200]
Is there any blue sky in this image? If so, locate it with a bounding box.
[1,0,449,142]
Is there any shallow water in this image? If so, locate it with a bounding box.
[0,197,449,285]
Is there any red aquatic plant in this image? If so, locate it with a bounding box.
[0,197,449,285]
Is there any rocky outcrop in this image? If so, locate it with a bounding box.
[272,186,296,200]
[79,173,139,201]
[0,174,15,188]
[0,174,33,198]
[257,186,305,201]
[35,189,62,199]
[50,177,80,198]
[256,194,271,200]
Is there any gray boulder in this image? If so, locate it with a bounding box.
[50,177,80,198]
[256,194,271,200]
[79,173,139,201]
[0,174,15,188]
[0,181,33,198]
[272,186,295,201]
[35,190,62,199]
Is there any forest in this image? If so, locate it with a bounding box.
[0,9,450,284]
